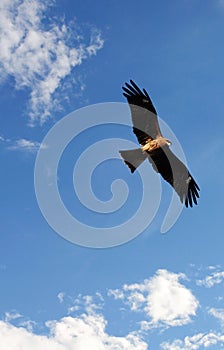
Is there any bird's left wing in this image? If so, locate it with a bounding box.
[122,80,163,145]
[148,146,200,207]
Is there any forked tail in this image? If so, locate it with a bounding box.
[119,148,147,173]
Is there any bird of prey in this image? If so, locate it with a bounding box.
[119,80,200,207]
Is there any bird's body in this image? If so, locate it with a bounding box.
[119,80,200,208]
[141,136,171,152]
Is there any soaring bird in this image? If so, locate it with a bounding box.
[119,80,200,207]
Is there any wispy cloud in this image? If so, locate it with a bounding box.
[161,332,224,350]
[57,292,65,304]
[4,310,37,332]
[4,310,22,322]
[56,291,104,315]
[109,269,199,329]
[196,271,224,288]
[0,135,10,143]
[7,138,42,152]
[69,294,104,315]
[0,0,104,125]
[0,134,45,152]
[209,308,224,326]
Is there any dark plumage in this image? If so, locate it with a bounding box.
[119,80,200,208]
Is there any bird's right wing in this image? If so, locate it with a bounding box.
[122,80,163,145]
[148,145,200,207]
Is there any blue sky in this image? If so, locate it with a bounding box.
[1,0,224,348]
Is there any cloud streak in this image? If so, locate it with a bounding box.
[0,0,104,125]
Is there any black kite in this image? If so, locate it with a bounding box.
[119,80,200,207]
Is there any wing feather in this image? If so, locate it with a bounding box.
[122,80,162,144]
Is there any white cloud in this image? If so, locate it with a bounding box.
[108,288,125,300]
[0,313,148,350]
[4,310,37,332]
[0,134,10,142]
[209,308,224,325]
[57,292,65,304]
[0,0,104,125]
[207,265,219,271]
[4,310,22,322]
[161,332,224,350]
[196,271,224,288]
[109,269,199,328]
[0,135,45,152]
[7,138,42,152]
[6,267,224,350]
[60,293,104,316]
[18,319,37,332]
[68,294,103,315]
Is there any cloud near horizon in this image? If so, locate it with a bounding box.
[0,0,104,125]
[2,267,224,349]
[0,314,147,350]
